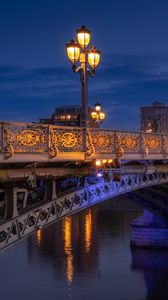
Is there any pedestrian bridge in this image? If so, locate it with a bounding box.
[1,121,168,163]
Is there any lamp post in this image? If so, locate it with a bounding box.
[66,26,101,128]
[91,101,106,126]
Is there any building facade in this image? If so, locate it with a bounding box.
[140,101,168,133]
[40,105,98,128]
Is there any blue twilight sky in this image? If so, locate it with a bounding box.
[0,0,168,130]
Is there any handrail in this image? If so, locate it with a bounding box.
[0,121,167,160]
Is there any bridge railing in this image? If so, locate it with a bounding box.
[0,121,84,159]
[0,121,168,159]
[89,128,167,157]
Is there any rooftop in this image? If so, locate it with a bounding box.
[140,101,167,109]
[152,101,166,107]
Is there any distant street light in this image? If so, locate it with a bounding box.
[66,26,101,128]
[91,102,105,125]
[146,121,153,133]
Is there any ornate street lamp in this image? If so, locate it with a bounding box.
[146,121,153,133]
[91,101,105,125]
[66,26,101,128]
[146,117,153,133]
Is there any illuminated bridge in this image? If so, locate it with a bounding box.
[1,121,168,251]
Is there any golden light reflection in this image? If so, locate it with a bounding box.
[85,209,92,253]
[63,217,74,285]
[36,228,42,247]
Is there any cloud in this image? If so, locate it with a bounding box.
[0,53,168,129]
[0,66,80,98]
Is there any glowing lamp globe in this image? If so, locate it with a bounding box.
[76,25,91,48]
[88,46,100,69]
[95,102,101,112]
[95,160,101,166]
[99,112,105,120]
[91,111,97,119]
[66,39,80,64]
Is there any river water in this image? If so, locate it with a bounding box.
[0,201,168,300]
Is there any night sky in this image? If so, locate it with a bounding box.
[0,0,168,130]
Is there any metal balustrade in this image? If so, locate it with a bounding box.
[0,121,168,162]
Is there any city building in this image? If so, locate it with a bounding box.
[40,105,98,128]
[140,101,168,133]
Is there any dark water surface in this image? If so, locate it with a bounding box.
[0,206,168,300]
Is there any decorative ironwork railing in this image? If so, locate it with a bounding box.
[90,129,166,156]
[0,121,168,160]
[0,122,85,159]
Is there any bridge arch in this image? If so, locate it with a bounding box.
[55,172,168,219]
[0,172,168,250]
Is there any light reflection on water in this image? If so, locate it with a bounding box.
[85,209,92,253]
[0,206,168,299]
[63,217,74,285]
[36,228,42,248]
